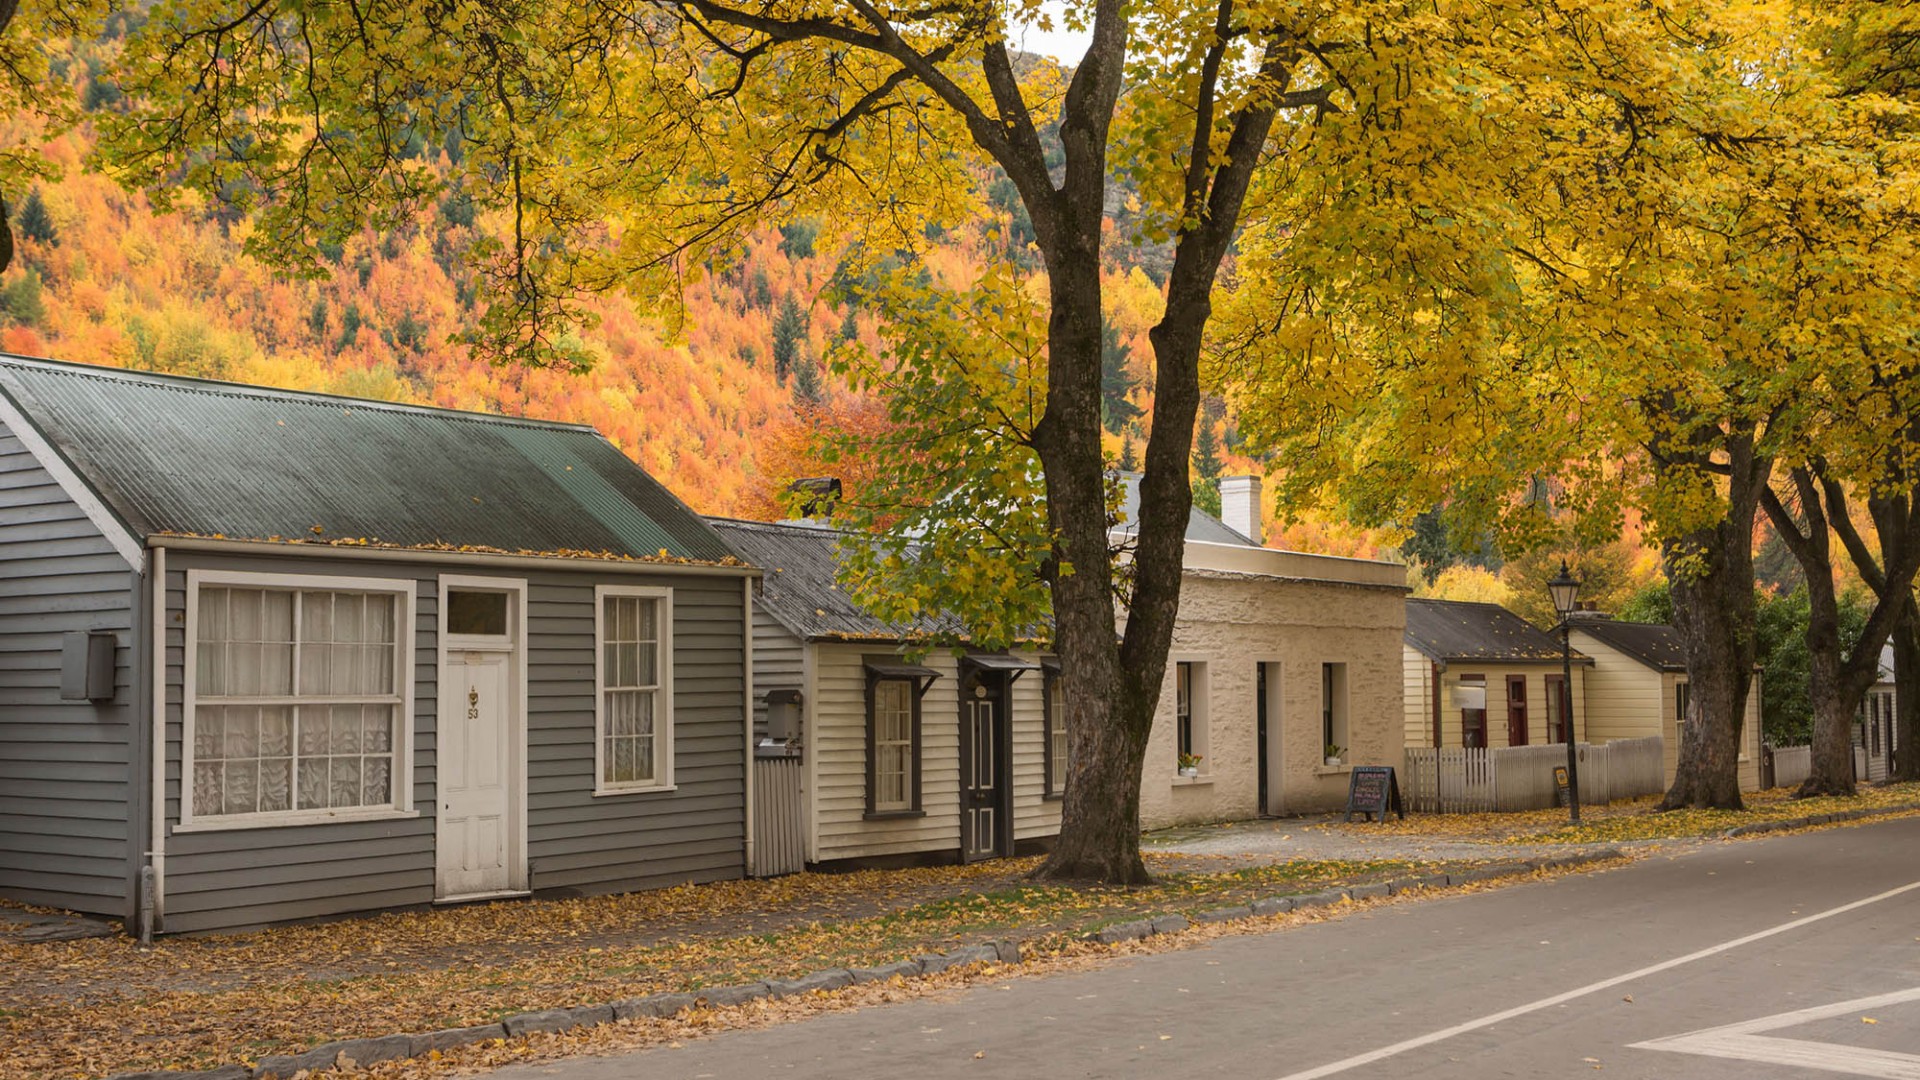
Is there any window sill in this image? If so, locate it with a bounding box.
[1042,792,1064,803]
[593,783,677,798]
[174,807,420,833]
[863,809,926,821]
[1312,764,1352,777]
[1170,774,1213,787]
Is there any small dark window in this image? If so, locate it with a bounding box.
[447,590,509,636]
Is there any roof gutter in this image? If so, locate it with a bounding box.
[148,535,760,578]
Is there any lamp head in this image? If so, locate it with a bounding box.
[1547,561,1582,622]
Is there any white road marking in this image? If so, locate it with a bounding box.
[1272,878,1920,1080]
[1631,986,1920,1079]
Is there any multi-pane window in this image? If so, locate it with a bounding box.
[1457,673,1487,749]
[1176,662,1195,760]
[871,678,915,812]
[1044,671,1067,796]
[598,590,670,791]
[1506,675,1529,747]
[1323,662,1349,759]
[192,584,402,820]
[1545,674,1567,743]
[1174,661,1210,773]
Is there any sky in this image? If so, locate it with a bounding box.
[1006,1,1092,65]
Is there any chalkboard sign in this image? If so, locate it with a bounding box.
[1343,766,1405,822]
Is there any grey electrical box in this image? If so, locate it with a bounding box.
[60,631,116,702]
[765,688,803,742]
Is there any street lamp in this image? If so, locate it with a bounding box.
[1548,561,1582,823]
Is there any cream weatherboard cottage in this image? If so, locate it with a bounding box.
[1568,614,1764,791]
[0,355,757,933]
[710,517,1056,866]
[1402,598,1591,752]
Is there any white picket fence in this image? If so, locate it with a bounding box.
[1404,737,1665,813]
[1772,744,1812,789]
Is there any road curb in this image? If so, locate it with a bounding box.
[1721,802,1920,839]
[101,850,1630,1080]
[101,938,1027,1080]
[1080,848,1625,948]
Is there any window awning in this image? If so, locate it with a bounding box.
[864,657,941,696]
[963,653,1043,684]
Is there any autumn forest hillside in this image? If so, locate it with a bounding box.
[0,109,1249,526]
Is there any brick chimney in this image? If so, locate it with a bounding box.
[1220,475,1263,545]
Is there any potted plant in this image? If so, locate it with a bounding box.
[1324,744,1344,766]
[1177,752,1203,778]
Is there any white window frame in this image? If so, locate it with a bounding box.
[179,568,416,832]
[1172,657,1212,776]
[594,584,675,795]
[1323,662,1350,760]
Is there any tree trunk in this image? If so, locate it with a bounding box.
[1658,432,1767,811]
[1766,468,1920,795]
[1662,546,1755,810]
[1893,598,1920,781]
[1794,548,1861,796]
[1032,234,1157,884]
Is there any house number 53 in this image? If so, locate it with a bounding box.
[468,687,480,720]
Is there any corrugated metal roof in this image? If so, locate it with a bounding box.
[1569,617,1689,672]
[1405,598,1585,663]
[709,517,966,642]
[0,354,739,565]
[1113,472,1258,547]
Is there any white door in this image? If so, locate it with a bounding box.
[438,649,514,898]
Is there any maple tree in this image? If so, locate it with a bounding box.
[1222,1,1920,808]
[91,0,1365,884]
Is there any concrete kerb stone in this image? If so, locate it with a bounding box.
[694,982,770,1008]
[766,969,855,998]
[106,1070,251,1080]
[107,851,1652,1080]
[408,1023,506,1055]
[849,959,923,984]
[611,991,694,1021]
[1718,802,1920,840]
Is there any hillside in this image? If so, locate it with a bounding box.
[0,120,1277,523]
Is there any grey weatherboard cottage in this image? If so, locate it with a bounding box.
[0,355,757,934]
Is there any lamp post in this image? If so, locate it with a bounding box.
[1548,562,1582,824]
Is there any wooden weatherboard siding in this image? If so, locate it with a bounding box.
[806,642,1057,864]
[0,421,139,920]
[1401,654,1588,751]
[159,549,746,933]
[1569,628,1763,792]
[749,605,805,743]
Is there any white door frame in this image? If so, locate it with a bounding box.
[435,574,529,900]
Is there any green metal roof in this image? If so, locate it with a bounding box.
[0,354,741,566]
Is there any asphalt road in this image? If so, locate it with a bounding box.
[489,818,1920,1080]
